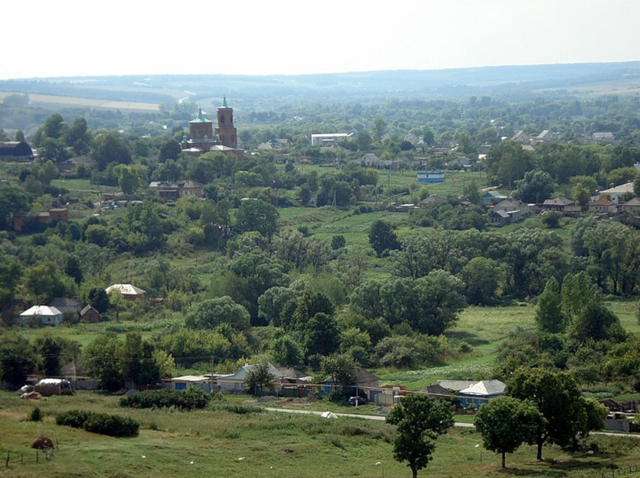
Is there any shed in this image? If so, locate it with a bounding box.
[0,141,34,161]
[80,304,101,323]
[20,306,63,326]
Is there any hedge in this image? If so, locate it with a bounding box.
[119,387,211,410]
[56,410,139,437]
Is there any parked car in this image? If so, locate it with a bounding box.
[348,396,368,406]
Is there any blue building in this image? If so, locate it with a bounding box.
[417,171,445,183]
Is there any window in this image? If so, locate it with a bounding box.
[175,383,186,390]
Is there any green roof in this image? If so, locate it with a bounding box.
[189,108,210,123]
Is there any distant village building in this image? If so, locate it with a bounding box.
[57,155,96,173]
[20,306,63,326]
[532,130,556,143]
[588,197,617,214]
[511,131,530,143]
[592,132,616,144]
[180,99,244,160]
[310,133,352,146]
[417,171,445,183]
[598,182,634,204]
[80,305,101,323]
[105,284,147,300]
[482,190,507,205]
[419,194,446,208]
[622,197,640,213]
[0,141,34,161]
[542,197,574,211]
[13,207,69,232]
[459,380,506,408]
[148,179,204,202]
[48,298,81,315]
[493,198,530,215]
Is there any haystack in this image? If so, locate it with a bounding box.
[31,436,54,450]
[21,391,43,400]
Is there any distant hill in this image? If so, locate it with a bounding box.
[1,62,640,111]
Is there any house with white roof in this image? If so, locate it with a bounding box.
[597,182,634,204]
[105,284,147,300]
[459,379,506,408]
[20,305,63,326]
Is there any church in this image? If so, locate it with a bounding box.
[180,97,244,160]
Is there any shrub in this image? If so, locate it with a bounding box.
[56,410,91,428]
[119,387,211,410]
[210,403,263,415]
[83,413,139,438]
[28,406,43,422]
[56,410,139,437]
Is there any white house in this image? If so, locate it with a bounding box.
[310,133,352,146]
[598,182,634,204]
[20,305,63,326]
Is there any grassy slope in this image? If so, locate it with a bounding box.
[2,391,640,478]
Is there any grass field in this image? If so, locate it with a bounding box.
[0,92,160,112]
[1,391,640,478]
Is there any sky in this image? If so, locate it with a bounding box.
[2,0,640,80]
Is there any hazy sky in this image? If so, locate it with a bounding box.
[3,0,639,79]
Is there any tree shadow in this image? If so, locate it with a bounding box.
[498,459,620,477]
[445,330,490,346]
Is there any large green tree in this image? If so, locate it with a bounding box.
[234,199,279,239]
[506,368,595,460]
[485,139,534,188]
[535,277,567,334]
[475,396,545,468]
[185,296,251,332]
[368,220,400,257]
[91,131,132,170]
[387,394,454,478]
[0,332,36,388]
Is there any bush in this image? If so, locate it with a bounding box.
[56,410,139,437]
[83,413,139,438]
[56,410,91,428]
[119,387,211,410]
[210,403,263,415]
[28,406,43,422]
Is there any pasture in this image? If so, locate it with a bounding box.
[1,391,640,477]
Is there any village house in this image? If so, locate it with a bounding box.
[482,190,507,205]
[418,194,446,208]
[105,284,147,300]
[493,198,530,215]
[49,298,81,316]
[458,380,506,408]
[20,305,63,326]
[622,197,640,213]
[597,182,634,204]
[57,155,96,174]
[310,132,352,146]
[542,196,575,212]
[148,179,205,202]
[13,207,69,232]
[588,197,617,214]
